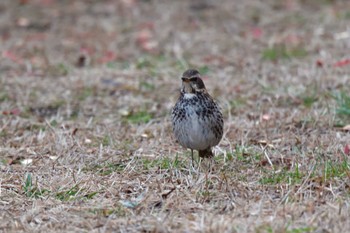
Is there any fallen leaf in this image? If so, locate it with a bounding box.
[119,109,131,116]
[137,28,152,43]
[136,24,158,53]
[334,31,350,40]
[85,138,92,144]
[140,40,158,52]
[86,148,96,153]
[26,148,37,155]
[17,17,30,27]
[251,27,262,39]
[256,140,275,148]
[72,128,78,136]
[343,125,350,131]
[2,51,22,64]
[262,114,270,121]
[141,154,156,158]
[76,55,87,67]
[98,51,117,64]
[2,108,21,116]
[80,46,95,56]
[316,59,323,67]
[334,59,350,67]
[21,159,33,165]
[259,159,269,167]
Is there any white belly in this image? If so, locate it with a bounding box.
[174,108,219,150]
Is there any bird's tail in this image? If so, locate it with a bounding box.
[198,148,213,158]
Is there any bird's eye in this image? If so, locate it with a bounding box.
[189,77,198,82]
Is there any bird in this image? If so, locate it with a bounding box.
[171,69,223,166]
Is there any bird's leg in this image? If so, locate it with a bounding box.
[191,149,194,168]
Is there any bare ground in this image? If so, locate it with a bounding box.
[1,0,350,232]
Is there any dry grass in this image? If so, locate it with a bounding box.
[1,0,350,232]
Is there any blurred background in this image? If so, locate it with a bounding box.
[1,0,349,76]
[1,1,350,232]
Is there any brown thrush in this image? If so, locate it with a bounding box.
[171,69,223,165]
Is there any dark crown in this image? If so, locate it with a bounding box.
[182,69,200,77]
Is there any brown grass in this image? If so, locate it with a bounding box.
[1,0,350,232]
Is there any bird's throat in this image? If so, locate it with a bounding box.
[183,93,196,99]
[182,85,195,94]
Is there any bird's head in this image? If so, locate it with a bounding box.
[181,69,206,94]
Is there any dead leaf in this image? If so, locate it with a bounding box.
[76,55,87,67]
[342,125,350,131]
[72,128,78,136]
[334,59,350,67]
[256,140,275,149]
[98,51,117,64]
[136,23,158,53]
[262,114,270,121]
[316,59,323,67]
[85,138,92,144]
[251,27,262,39]
[80,46,95,56]
[17,17,30,27]
[21,159,33,165]
[2,50,22,64]
[335,31,350,40]
[2,108,21,116]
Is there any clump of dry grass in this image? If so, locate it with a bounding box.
[1,0,350,232]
